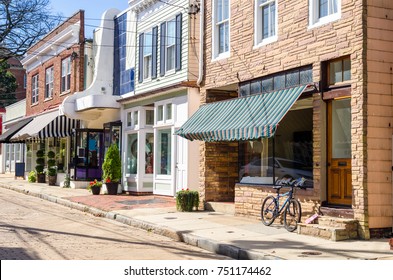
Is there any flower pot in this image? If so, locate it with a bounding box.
[106,182,118,195]
[37,173,46,183]
[91,186,101,195]
[48,175,57,186]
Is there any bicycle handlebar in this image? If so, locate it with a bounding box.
[275,177,307,188]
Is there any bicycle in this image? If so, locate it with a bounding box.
[260,177,306,232]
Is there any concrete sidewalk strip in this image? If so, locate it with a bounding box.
[1,175,393,260]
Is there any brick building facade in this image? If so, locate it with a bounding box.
[191,0,393,239]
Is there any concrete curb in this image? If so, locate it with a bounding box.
[0,183,282,260]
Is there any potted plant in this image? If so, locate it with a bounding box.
[176,188,200,212]
[35,149,46,183]
[87,179,102,195]
[102,143,121,195]
[47,150,57,186]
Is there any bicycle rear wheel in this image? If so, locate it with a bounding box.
[261,195,277,226]
[283,199,302,232]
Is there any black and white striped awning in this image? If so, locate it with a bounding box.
[38,115,79,138]
[11,110,79,141]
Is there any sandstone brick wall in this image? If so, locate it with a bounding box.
[200,1,369,236]
[366,0,393,231]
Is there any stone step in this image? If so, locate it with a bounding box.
[298,222,359,241]
[317,216,358,231]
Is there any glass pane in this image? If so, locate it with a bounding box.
[127,133,138,174]
[332,99,351,158]
[217,0,223,22]
[331,0,338,14]
[329,60,342,84]
[223,0,229,20]
[167,20,176,46]
[145,133,154,174]
[239,83,250,97]
[157,105,163,122]
[250,81,262,95]
[224,22,229,52]
[300,67,313,84]
[239,138,274,184]
[88,132,99,168]
[286,70,300,88]
[219,23,225,54]
[144,32,152,55]
[166,104,172,120]
[146,110,154,125]
[275,107,314,187]
[262,6,269,38]
[261,77,273,93]
[166,45,175,71]
[134,111,138,125]
[343,58,351,82]
[319,0,328,18]
[127,112,132,126]
[273,73,285,90]
[158,129,171,175]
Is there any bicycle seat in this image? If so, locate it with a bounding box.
[273,185,283,190]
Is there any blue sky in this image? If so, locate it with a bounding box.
[49,0,129,38]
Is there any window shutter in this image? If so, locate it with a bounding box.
[152,26,158,79]
[175,13,182,71]
[138,33,144,83]
[160,22,166,76]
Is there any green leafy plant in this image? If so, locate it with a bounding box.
[63,173,71,188]
[176,189,199,212]
[27,171,36,183]
[47,150,57,178]
[102,144,121,183]
[87,179,103,192]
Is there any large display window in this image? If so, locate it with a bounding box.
[239,105,313,187]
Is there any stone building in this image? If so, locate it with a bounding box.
[176,0,393,239]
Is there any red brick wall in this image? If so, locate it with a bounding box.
[25,11,85,117]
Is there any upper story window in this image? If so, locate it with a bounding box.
[166,19,176,72]
[328,56,351,86]
[23,74,27,89]
[45,66,54,99]
[143,31,153,80]
[31,74,39,104]
[213,0,230,59]
[160,13,183,76]
[309,0,341,27]
[255,0,277,46]
[61,57,71,92]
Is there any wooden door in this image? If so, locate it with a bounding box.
[327,99,352,205]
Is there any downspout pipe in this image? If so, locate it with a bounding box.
[196,0,204,86]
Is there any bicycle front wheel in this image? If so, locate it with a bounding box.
[261,195,277,226]
[283,199,302,232]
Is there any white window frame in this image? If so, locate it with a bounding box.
[155,101,174,126]
[61,57,71,93]
[143,31,153,80]
[31,74,39,104]
[309,0,341,28]
[166,19,176,72]
[212,0,230,60]
[45,66,54,99]
[254,0,278,48]
[125,109,139,129]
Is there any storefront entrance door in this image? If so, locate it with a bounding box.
[175,135,188,192]
[327,98,352,205]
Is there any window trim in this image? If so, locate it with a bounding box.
[45,66,54,99]
[31,74,39,105]
[212,0,230,60]
[254,0,278,48]
[155,101,174,126]
[165,19,176,72]
[309,0,341,29]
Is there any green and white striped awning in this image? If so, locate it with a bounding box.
[175,85,307,142]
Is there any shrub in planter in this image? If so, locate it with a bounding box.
[36,149,45,183]
[176,189,199,212]
[28,171,37,183]
[102,144,121,195]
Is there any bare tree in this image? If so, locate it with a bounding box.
[0,0,61,60]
